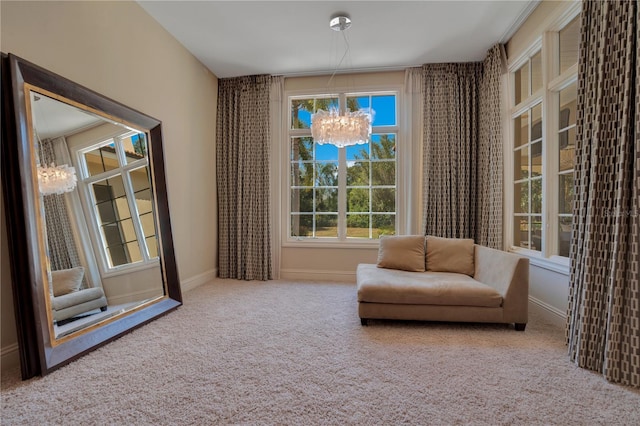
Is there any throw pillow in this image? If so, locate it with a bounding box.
[425,236,475,276]
[377,235,426,272]
[51,267,85,297]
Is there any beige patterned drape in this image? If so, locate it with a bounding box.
[422,45,504,248]
[217,75,272,280]
[567,0,639,387]
[477,45,504,249]
[38,137,87,287]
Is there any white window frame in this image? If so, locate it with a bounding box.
[505,3,581,274]
[72,128,159,277]
[284,88,403,247]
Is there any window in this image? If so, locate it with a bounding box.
[508,13,580,262]
[288,92,398,241]
[77,131,158,271]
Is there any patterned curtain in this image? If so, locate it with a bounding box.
[422,62,481,239]
[422,46,504,246]
[567,0,639,387]
[38,137,87,287]
[217,75,272,280]
[477,45,505,249]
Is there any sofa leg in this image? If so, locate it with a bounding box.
[360,318,368,326]
[100,306,108,312]
[515,323,526,331]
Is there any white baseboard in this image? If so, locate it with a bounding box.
[280,268,356,283]
[1,342,20,371]
[181,268,217,292]
[107,287,165,306]
[528,295,566,329]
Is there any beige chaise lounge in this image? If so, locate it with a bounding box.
[357,236,529,330]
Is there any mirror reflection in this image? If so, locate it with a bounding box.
[29,90,165,340]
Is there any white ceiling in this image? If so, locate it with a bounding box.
[137,0,538,79]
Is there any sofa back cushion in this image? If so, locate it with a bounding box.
[426,236,475,276]
[377,235,426,272]
[51,267,85,297]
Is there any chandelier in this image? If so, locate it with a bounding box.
[37,163,78,195]
[310,14,372,148]
[311,108,371,148]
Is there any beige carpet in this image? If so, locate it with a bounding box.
[2,279,639,425]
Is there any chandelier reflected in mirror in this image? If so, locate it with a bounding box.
[37,163,77,195]
[310,14,372,148]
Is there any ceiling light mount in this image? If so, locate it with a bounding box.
[329,15,351,32]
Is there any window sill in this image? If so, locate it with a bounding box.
[508,247,571,276]
[101,258,161,278]
[283,239,379,250]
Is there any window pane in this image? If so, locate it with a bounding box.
[531,52,542,93]
[346,161,370,186]
[531,178,542,214]
[372,188,395,212]
[291,214,313,237]
[146,236,158,258]
[126,241,142,263]
[315,162,338,186]
[371,95,396,126]
[346,142,369,161]
[291,137,313,161]
[514,63,529,104]
[560,17,580,74]
[347,214,370,238]
[372,214,395,237]
[531,216,543,252]
[140,212,156,238]
[558,216,572,257]
[559,127,576,172]
[131,166,151,193]
[531,141,543,177]
[531,103,542,141]
[559,174,574,214]
[92,175,130,224]
[347,188,369,212]
[315,215,338,237]
[371,162,395,186]
[559,85,577,128]
[371,134,396,159]
[315,143,338,161]
[513,217,528,249]
[291,189,313,213]
[514,147,529,180]
[85,143,118,176]
[514,112,529,148]
[346,96,369,113]
[315,188,337,212]
[291,162,313,187]
[122,133,147,164]
[514,182,529,213]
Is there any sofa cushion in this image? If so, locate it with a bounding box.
[426,236,475,276]
[357,264,502,307]
[377,235,425,272]
[51,267,85,297]
[51,287,105,311]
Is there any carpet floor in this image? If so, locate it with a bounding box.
[2,279,639,425]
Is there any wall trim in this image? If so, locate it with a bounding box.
[280,268,356,283]
[529,295,566,329]
[107,288,165,306]
[1,342,20,371]
[181,268,217,292]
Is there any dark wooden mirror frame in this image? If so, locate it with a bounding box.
[1,53,182,379]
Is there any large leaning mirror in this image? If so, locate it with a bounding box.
[1,54,182,379]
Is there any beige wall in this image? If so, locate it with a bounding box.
[1,1,218,369]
